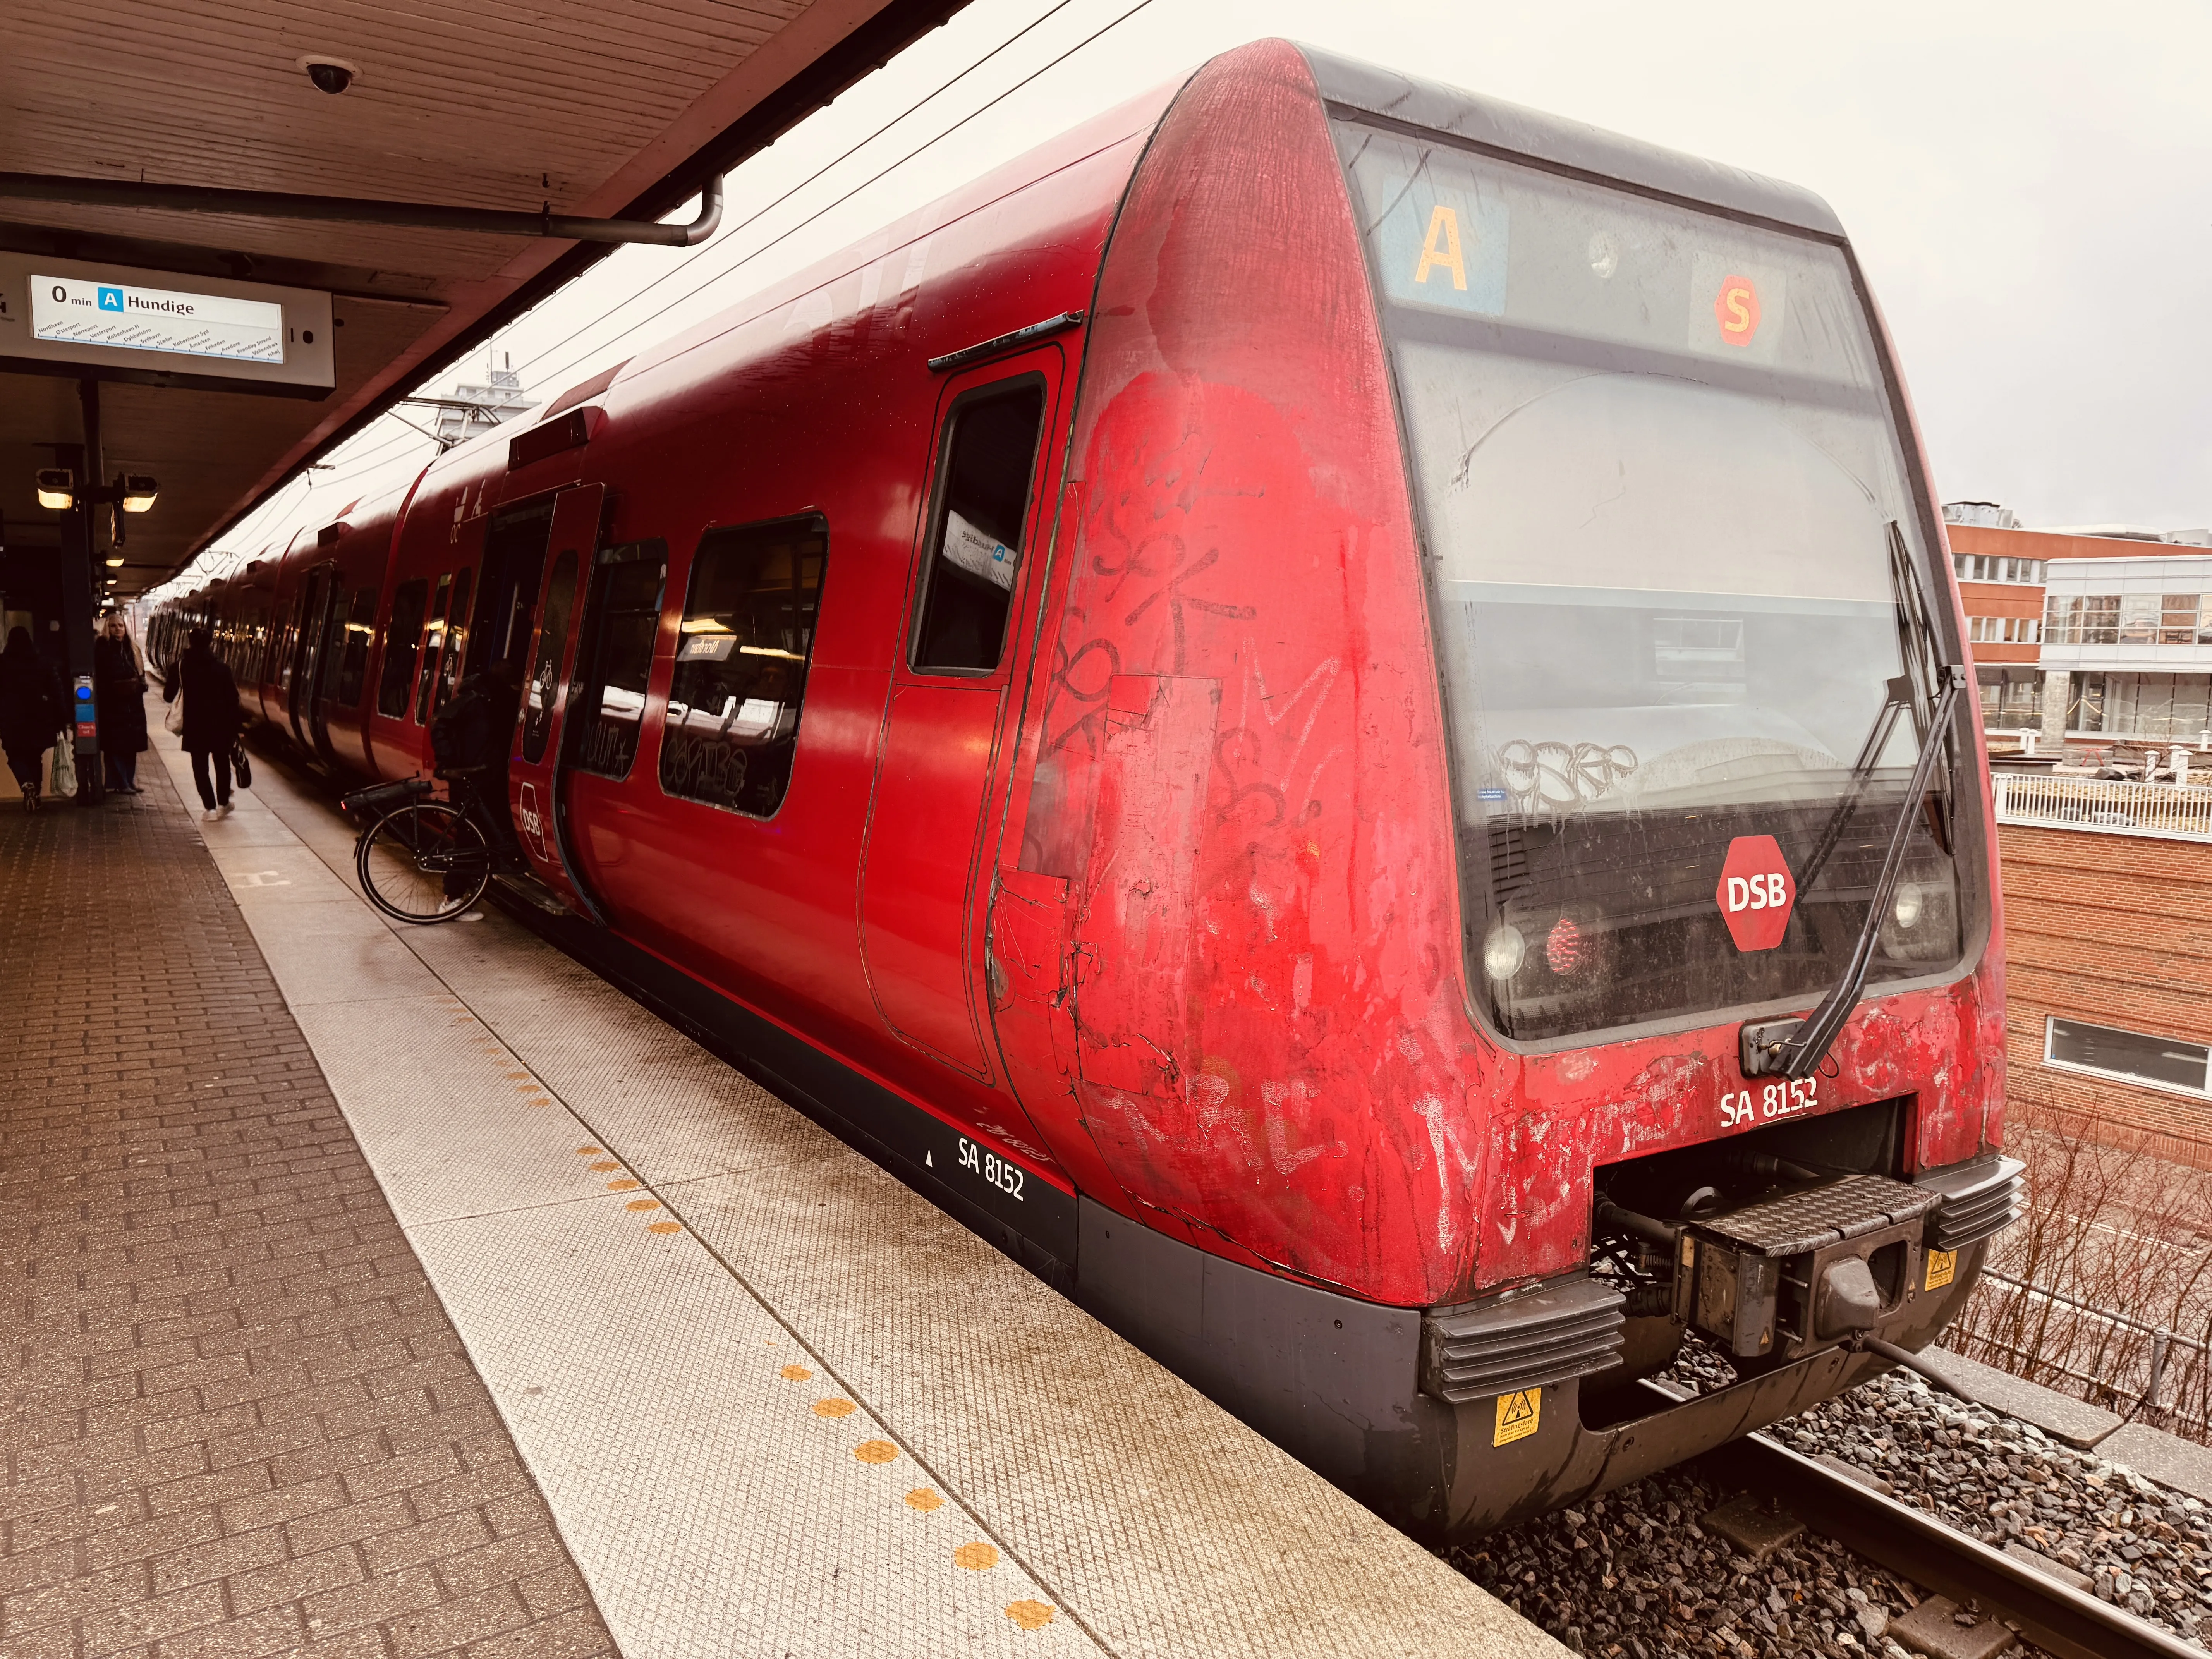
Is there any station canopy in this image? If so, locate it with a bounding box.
[0,0,970,598]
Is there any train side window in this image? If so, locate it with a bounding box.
[432,567,474,715]
[571,542,667,780]
[911,379,1046,674]
[377,581,429,717]
[414,573,453,723]
[333,587,379,707]
[659,516,828,818]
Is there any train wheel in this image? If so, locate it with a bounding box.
[357,802,491,924]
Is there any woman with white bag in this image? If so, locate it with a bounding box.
[161,627,243,820]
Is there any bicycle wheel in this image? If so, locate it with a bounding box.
[357,802,491,924]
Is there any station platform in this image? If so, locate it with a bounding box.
[3,714,1563,1659]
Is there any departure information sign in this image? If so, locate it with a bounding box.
[33,274,286,364]
[0,252,334,393]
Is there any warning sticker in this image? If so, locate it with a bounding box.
[1925,1248,1957,1291]
[1494,1387,1541,1446]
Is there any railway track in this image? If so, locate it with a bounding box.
[1705,1430,2199,1659]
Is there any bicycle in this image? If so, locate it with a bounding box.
[342,767,507,924]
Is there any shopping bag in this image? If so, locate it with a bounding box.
[232,740,252,789]
[50,734,76,797]
[164,695,185,736]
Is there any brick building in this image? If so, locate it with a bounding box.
[1998,817,2212,1165]
[1941,505,2212,1165]
[1944,502,2212,746]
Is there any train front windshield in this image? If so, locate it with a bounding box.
[1337,123,1973,1044]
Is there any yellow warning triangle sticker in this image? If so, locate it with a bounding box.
[1494,1386,1541,1446]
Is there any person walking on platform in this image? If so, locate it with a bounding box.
[163,626,242,820]
[0,626,64,812]
[96,616,149,794]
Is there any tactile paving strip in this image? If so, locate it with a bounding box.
[213,752,1564,1659]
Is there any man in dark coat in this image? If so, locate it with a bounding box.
[0,626,64,812]
[96,615,149,793]
[163,626,243,819]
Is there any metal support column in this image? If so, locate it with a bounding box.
[58,379,104,803]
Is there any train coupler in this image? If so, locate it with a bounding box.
[1673,1174,1942,1364]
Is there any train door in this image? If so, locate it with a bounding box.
[309,585,376,763]
[509,486,605,915]
[285,567,341,750]
[472,501,553,679]
[858,354,1063,1080]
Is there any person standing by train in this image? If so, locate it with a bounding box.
[163,626,242,820]
[96,615,149,794]
[0,626,64,812]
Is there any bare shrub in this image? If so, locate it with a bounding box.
[1944,1107,2212,1444]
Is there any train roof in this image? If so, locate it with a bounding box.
[182,38,1855,597]
[1299,43,1846,241]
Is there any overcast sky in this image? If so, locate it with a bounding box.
[167,0,2212,592]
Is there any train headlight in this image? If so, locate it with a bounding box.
[1891,883,1923,930]
[1482,922,1526,981]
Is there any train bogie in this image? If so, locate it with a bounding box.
[160,38,2019,1539]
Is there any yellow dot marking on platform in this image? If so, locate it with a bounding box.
[905,1489,943,1512]
[626,1199,661,1212]
[588,1160,620,1172]
[506,1070,531,1080]
[854,1440,898,1464]
[812,1398,856,1419]
[781,1365,813,1381]
[522,1098,551,1107]
[646,1221,682,1235]
[954,1542,998,1571]
[606,1178,640,1192]
[1006,1601,1056,1631]
[576,1146,603,1155]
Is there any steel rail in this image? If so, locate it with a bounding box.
[1702,1430,2198,1659]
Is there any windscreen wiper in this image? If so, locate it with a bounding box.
[1793,526,1952,893]
[1741,525,1966,1079]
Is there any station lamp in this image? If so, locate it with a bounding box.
[104,556,124,568]
[36,469,75,510]
[120,475,159,513]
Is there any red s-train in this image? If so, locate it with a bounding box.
[155,40,2021,1536]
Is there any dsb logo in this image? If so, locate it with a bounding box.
[1715,834,1795,952]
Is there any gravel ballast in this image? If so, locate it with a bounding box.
[1448,1360,2212,1657]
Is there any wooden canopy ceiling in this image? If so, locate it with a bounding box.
[0,0,969,595]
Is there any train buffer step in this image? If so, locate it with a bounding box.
[494,871,574,916]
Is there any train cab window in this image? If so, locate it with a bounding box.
[414,574,453,723]
[377,581,429,717]
[659,516,828,817]
[333,587,379,708]
[432,568,473,715]
[911,380,1045,674]
[571,542,666,780]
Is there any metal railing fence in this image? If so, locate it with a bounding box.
[1948,1267,2212,1442]
[1990,772,2212,842]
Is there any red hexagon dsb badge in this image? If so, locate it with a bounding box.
[1716,835,1795,951]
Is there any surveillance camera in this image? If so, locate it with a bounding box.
[299,56,359,95]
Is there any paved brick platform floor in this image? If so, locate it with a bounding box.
[1,760,620,1659]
